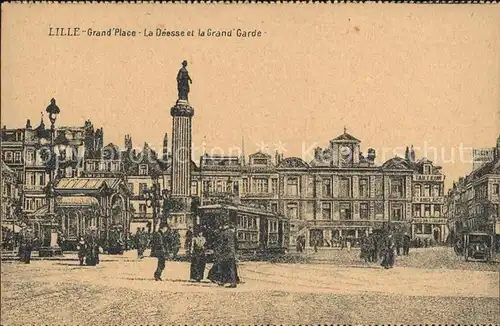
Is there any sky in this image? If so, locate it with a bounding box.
[2,3,500,190]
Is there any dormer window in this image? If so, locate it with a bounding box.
[423,164,431,174]
[253,158,268,165]
[139,164,148,176]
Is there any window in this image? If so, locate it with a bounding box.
[24,198,34,211]
[14,151,21,162]
[4,151,12,162]
[322,178,332,197]
[391,204,403,221]
[139,183,148,195]
[424,204,431,217]
[414,185,421,197]
[253,158,268,165]
[216,180,224,193]
[339,177,351,198]
[286,178,299,196]
[375,202,384,219]
[340,203,352,220]
[38,173,45,185]
[375,177,383,197]
[286,203,298,219]
[242,179,249,193]
[271,202,278,213]
[423,224,432,234]
[139,164,148,176]
[359,178,369,197]
[322,203,331,220]
[424,184,431,197]
[139,204,147,216]
[127,183,134,194]
[203,180,211,193]
[434,205,441,217]
[26,150,35,164]
[433,185,440,197]
[269,220,278,232]
[493,184,499,195]
[30,173,36,185]
[191,181,198,195]
[413,204,421,217]
[252,178,269,193]
[360,203,369,219]
[390,179,403,198]
[271,178,278,194]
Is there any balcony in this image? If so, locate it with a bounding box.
[240,192,275,198]
[23,184,45,192]
[411,217,448,224]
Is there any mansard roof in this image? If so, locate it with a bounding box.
[277,157,310,169]
[382,156,413,170]
[249,151,272,158]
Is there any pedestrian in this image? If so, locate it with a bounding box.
[171,229,181,259]
[346,237,352,252]
[395,235,402,256]
[152,223,169,281]
[208,226,224,286]
[402,232,411,256]
[189,230,207,282]
[314,239,318,253]
[381,235,396,269]
[185,228,193,256]
[136,227,144,258]
[20,228,34,264]
[219,223,238,288]
[85,230,100,266]
[339,236,344,250]
[76,237,86,266]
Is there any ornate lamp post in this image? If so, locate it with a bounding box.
[39,98,63,257]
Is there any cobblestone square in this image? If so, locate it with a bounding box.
[2,248,498,325]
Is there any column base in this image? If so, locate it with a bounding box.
[38,246,63,257]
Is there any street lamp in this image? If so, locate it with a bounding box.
[39,98,63,257]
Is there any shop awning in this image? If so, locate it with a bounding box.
[56,196,99,207]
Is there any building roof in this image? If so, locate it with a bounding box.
[277,157,310,169]
[331,132,360,143]
[55,177,122,190]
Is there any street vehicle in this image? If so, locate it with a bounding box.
[196,204,290,260]
[463,232,494,262]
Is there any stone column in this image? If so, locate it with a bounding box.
[170,99,194,246]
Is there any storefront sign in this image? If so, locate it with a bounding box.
[413,197,444,204]
[413,175,444,182]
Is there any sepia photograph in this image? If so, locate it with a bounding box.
[1,2,499,325]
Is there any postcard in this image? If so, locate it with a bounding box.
[1,2,499,325]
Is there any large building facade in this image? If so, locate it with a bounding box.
[445,136,500,244]
[2,116,448,249]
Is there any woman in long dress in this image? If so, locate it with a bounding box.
[190,231,207,282]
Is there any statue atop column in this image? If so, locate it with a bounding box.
[177,60,192,101]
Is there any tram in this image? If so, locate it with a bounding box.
[195,204,290,259]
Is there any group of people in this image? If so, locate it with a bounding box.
[76,231,101,266]
[134,227,182,260]
[150,222,240,288]
[359,232,411,269]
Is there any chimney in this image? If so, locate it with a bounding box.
[405,146,410,161]
[410,145,416,162]
[314,147,322,162]
[26,119,32,129]
[367,148,376,163]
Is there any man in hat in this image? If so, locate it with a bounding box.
[152,223,169,281]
